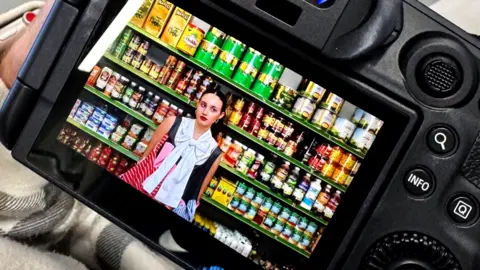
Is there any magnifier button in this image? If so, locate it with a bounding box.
[427,126,457,155]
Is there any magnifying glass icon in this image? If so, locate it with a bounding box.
[434,132,447,151]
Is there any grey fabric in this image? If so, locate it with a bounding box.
[96,224,135,270]
[8,190,74,238]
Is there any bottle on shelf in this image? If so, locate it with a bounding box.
[282,167,300,198]
[145,95,161,118]
[194,77,215,104]
[228,98,245,126]
[247,153,264,180]
[220,135,233,152]
[270,161,290,193]
[166,61,187,89]
[122,82,137,105]
[175,68,194,94]
[153,100,170,125]
[223,140,244,168]
[184,70,204,100]
[259,156,277,185]
[128,86,146,110]
[223,93,235,125]
[111,76,130,100]
[238,102,256,130]
[140,91,154,114]
[300,178,322,211]
[313,184,332,216]
[292,173,311,205]
[323,190,341,220]
[295,138,317,163]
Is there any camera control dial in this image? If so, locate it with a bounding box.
[361,232,460,270]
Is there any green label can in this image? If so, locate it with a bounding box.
[252,59,284,98]
[205,27,226,47]
[194,28,225,67]
[273,84,298,109]
[232,48,266,89]
[112,29,133,58]
[212,36,246,77]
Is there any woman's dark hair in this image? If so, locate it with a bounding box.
[201,86,227,113]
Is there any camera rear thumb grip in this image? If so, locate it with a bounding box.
[461,133,480,188]
[323,0,403,60]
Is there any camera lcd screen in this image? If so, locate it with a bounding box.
[25,0,409,268]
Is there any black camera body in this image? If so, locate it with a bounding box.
[2,0,480,269]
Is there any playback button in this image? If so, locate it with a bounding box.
[447,195,478,224]
[404,168,435,197]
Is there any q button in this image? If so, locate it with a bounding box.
[427,126,457,155]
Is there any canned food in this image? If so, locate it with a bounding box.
[271,219,286,236]
[330,117,356,141]
[111,132,123,144]
[235,199,250,215]
[260,197,274,213]
[321,159,336,178]
[80,103,95,114]
[243,187,256,202]
[329,146,344,164]
[212,36,246,77]
[358,112,376,129]
[351,161,362,175]
[339,154,357,170]
[312,108,337,130]
[296,217,309,231]
[345,174,354,187]
[252,59,285,99]
[304,82,327,103]
[233,48,266,88]
[304,222,318,238]
[332,165,350,185]
[235,182,248,196]
[278,208,292,223]
[297,234,312,250]
[262,213,277,229]
[292,96,316,121]
[122,47,135,64]
[289,228,303,245]
[244,206,258,220]
[349,128,376,151]
[320,93,345,114]
[228,196,241,210]
[280,224,294,240]
[351,108,364,124]
[128,124,144,139]
[194,27,226,67]
[288,212,300,226]
[251,192,265,208]
[270,202,283,217]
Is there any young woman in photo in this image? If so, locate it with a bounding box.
[121,88,226,222]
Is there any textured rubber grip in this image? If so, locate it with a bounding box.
[462,133,480,188]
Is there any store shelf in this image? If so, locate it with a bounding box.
[103,53,192,105]
[202,195,311,258]
[127,23,211,71]
[66,118,141,162]
[84,85,157,130]
[219,163,328,226]
[126,23,365,159]
[227,124,347,193]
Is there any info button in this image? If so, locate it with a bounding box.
[404,168,435,197]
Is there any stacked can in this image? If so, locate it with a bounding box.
[194,27,226,67]
[85,107,107,132]
[251,59,285,99]
[232,48,266,89]
[98,114,119,139]
[292,82,327,122]
[212,36,246,78]
[73,102,94,125]
[112,29,134,58]
[349,110,382,153]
